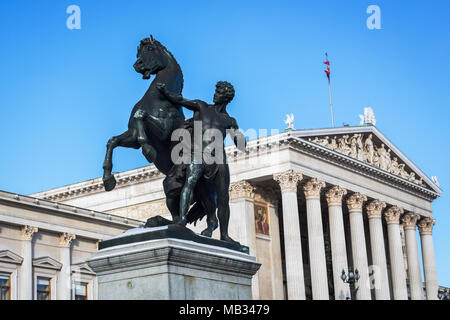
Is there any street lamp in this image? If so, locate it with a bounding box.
[341,268,360,300]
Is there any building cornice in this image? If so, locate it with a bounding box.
[285,136,440,201]
[0,190,143,230]
[30,166,164,202]
[225,130,439,201]
[291,126,442,195]
[28,127,441,203]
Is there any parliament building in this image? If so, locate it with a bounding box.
[0,124,445,300]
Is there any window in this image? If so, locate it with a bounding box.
[36,277,51,300]
[74,282,88,300]
[0,274,11,300]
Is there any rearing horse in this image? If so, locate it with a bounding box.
[102,36,217,231]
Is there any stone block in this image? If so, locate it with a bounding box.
[88,226,261,300]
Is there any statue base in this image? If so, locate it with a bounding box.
[100,220,250,254]
[88,225,261,300]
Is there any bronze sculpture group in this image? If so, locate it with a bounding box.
[102,36,245,245]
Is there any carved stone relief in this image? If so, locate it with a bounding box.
[309,133,424,186]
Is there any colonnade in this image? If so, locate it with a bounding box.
[265,170,437,300]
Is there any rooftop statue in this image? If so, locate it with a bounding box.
[284,113,295,131]
[359,107,376,126]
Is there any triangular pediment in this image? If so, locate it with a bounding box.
[33,256,62,270]
[292,125,441,195]
[71,262,96,275]
[0,250,23,265]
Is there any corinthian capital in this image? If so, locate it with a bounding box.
[229,180,255,201]
[59,233,76,247]
[303,178,326,199]
[418,217,435,235]
[21,226,38,241]
[366,200,387,219]
[401,212,420,230]
[325,186,347,206]
[346,193,367,212]
[384,206,404,224]
[273,170,303,192]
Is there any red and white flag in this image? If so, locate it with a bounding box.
[324,53,331,81]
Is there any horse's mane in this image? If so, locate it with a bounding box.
[140,37,184,92]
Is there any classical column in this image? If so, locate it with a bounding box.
[366,200,390,300]
[273,170,305,300]
[57,233,76,300]
[401,213,423,300]
[346,193,371,300]
[384,206,408,300]
[229,180,258,299]
[418,217,438,300]
[19,226,38,300]
[325,186,350,300]
[303,178,328,300]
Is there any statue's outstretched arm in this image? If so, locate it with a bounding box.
[156,82,200,111]
[229,118,246,152]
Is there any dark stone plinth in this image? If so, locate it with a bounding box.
[99,218,250,254]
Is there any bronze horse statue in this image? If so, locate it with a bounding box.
[102,36,217,235]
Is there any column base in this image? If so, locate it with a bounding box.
[88,225,261,300]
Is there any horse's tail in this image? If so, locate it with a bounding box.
[186,201,206,226]
[186,179,217,226]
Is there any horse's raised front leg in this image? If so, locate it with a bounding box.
[102,129,139,191]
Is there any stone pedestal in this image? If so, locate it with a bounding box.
[88,225,261,300]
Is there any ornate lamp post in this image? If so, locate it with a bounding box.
[341,268,360,300]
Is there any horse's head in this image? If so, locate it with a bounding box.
[134,35,171,80]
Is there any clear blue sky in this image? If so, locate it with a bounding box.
[0,1,449,288]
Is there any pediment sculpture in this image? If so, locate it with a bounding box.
[308,133,424,186]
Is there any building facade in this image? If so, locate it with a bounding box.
[5,125,442,300]
[0,190,142,300]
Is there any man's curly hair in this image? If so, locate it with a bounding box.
[215,81,235,103]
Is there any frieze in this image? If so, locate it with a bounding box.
[308,133,424,186]
[107,199,170,221]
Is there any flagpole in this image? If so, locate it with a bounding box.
[324,52,334,128]
[328,78,334,128]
